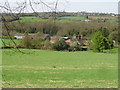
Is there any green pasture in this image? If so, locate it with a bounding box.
[2,49,118,88]
[17,17,72,22]
[61,16,86,20]
[106,19,118,22]
[1,39,22,47]
[18,17,70,22]
[18,17,47,22]
[16,16,118,22]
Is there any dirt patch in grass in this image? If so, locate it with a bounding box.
[3,65,116,70]
[49,80,65,83]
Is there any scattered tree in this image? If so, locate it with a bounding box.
[91,31,113,52]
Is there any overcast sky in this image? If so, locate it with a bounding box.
[0,0,119,14]
[2,0,119,2]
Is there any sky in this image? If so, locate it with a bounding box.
[1,0,119,2]
[0,0,119,14]
[65,0,119,2]
[65,2,118,14]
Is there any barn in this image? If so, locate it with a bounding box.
[14,33,25,39]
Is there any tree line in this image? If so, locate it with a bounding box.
[2,21,118,41]
[2,20,118,52]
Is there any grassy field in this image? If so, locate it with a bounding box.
[18,17,47,22]
[2,49,118,88]
[61,16,86,20]
[18,16,87,22]
[17,16,118,22]
[18,17,72,22]
[1,39,22,47]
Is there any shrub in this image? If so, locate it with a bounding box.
[52,39,69,51]
[68,46,76,52]
[32,36,44,49]
[43,39,52,49]
[68,44,82,51]
[22,33,52,49]
[75,44,82,51]
[22,34,33,48]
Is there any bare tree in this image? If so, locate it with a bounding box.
[0,0,60,53]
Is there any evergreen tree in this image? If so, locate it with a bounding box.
[91,31,112,52]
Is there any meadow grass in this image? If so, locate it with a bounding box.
[1,39,22,47]
[17,16,73,22]
[61,16,86,20]
[18,17,47,22]
[2,49,118,88]
[15,16,118,23]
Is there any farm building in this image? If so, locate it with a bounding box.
[42,34,51,38]
[14,33,25,39]
[14,33,51,39]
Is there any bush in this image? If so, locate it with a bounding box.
[43,39,52,49]
[68,44,82,51]
[75,44,82,51]
[22,34,33,48]
[68,46,76,52]
[32,36,44,49]
[52,39,69,51]
[22,33,53,49]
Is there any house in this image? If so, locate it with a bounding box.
[61,36,70,40]
[60,36,73,46]
[42,34,51,38]
[14,33,39,39]
[65,38,73,46]
[75,35,90,50]
[76,35,83,44]
[14,33,25,39]
[28,33,51,39]
[28,33,37,39]
[50,36,73,45]
[76,35,90,45]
